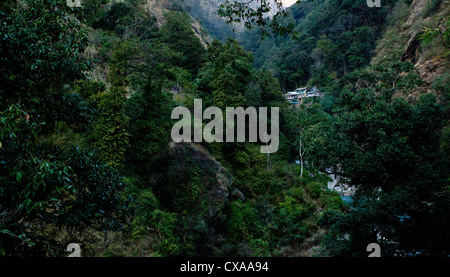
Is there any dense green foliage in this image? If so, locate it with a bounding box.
[160,12,207,75]
[178,0,236,41]
[94,87,130,169]
[238,0,398,90]
[317,63,449,256]
[1,0,448,257]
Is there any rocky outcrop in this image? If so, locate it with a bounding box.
[372,0,448,98]
[405,0,430,26]
[401,32,423,64]
[416,58,448,84]
[168,142,233,219]
[142,0,211,46]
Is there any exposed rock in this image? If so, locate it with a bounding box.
[372,0,448,99]
[406,0,429,26]
[142,0,210,46]
[401,31,423,64]
[231,187,246,202]
[169,142,233,219]
[416,58,448,85]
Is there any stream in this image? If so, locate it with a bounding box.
[295,160,355,205]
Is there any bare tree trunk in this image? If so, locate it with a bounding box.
[296,108,306,178]
[299,135,305,178]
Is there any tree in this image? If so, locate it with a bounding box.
[160,11,207,75]
[126,77,173,176]
[92,1,132,32]
[0,104,130,256]
[198,38,254,109]
[294,102,333,177]
[94,87,130,170]
[0,0,91,115]
[324,63,450,256]
[253,69,285,107]
[218,0,298,38]
[108,39,141,87]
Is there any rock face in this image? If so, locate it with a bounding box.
[142,0,211,46]
[166,142,232,219]
[372,0,448,98]
[405,0,429,26]
[416,59,448,84]
[401,32,423,64]
[326,169,355,197]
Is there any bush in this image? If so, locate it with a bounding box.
[320,192,346,211]
[0,105,131,256]
[93,87,130,169]
[306,181,324,199]
[225,200,261,242]
[275,187,311,243]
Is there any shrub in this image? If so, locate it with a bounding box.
[225,200,261,242]
[0,105,131,256]
[93,87,130,169]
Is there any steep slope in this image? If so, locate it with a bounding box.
[176,0,237,41]
[371,0,449,93]
[237,0,399,90]
[236,0,448,93]
[175,0,281,41]
[140,0,211,45]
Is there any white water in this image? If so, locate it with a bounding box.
[295,160,355,204]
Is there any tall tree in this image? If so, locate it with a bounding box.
[94,87,130,170]
[126,76,173,176]
[0,0,90,116]
[160,11,207,76]
[198,38,254,109]
[324,63,450,256]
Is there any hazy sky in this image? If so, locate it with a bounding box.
[282,0,297,7]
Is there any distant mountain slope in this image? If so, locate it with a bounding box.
[139,0,212,44]
[177,0,237,41]
[371,0,449,93]
[139,0,248,43]
[237,0,448,92]
[176,0,281,41]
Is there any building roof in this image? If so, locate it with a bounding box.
[286,91,300,95]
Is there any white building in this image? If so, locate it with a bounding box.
[285,87,322,105]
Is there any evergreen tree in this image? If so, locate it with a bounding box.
[323,63,450,256]
[126,77,173,176]
[198,38,254,109]
[160,11,206,76]
[0,0,91,126]
[94,87,130,169]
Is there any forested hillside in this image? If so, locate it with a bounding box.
[239,0,449,92]
[236,0,450,256]
[173,0,237,41]
[0,0,449,257]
